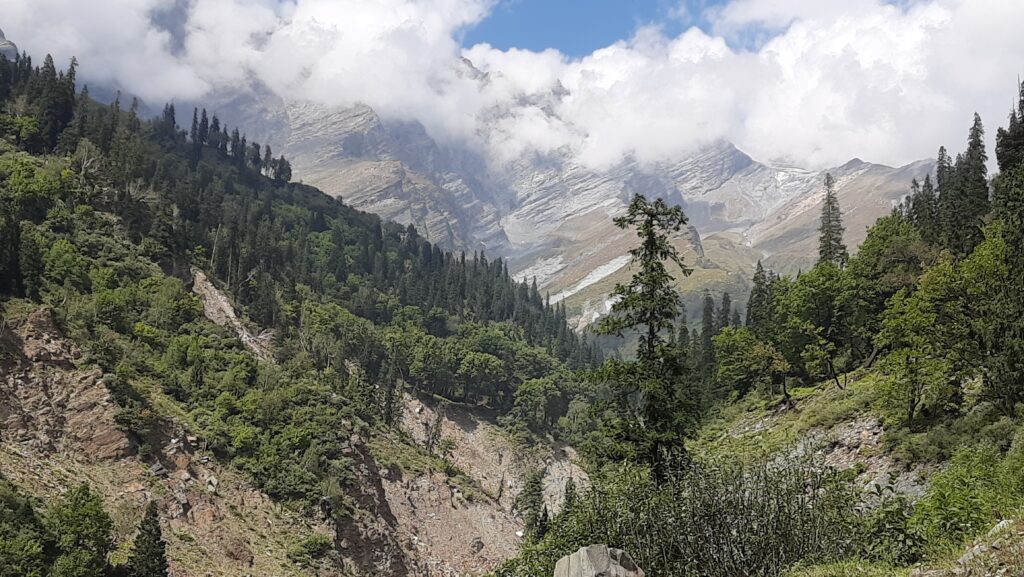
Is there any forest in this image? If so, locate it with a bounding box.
[3,45,1024,577]
[0,51,600,576]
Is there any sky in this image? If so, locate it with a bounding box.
[461,0,695,57]
[3,0,1024,171]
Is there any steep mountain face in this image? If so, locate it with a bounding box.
[211,94,930,325]
[0,28,16,60]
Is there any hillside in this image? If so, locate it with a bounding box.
[5,23,1024,577]
[205,92,931,329]
[0,52,593,577]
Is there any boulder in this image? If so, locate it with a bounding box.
[554,545,645,577]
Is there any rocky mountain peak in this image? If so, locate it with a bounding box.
[0,27,18,59]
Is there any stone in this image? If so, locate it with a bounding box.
[553,545,645,577]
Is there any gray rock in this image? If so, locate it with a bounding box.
[0,27,18,60]
[554,545,645,577]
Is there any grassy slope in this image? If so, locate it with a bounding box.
[688,369,1024,577]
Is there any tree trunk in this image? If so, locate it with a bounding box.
[828,358,844,390]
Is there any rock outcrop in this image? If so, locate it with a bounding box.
[0,307,132,460]
[554,545,645,577]
[0,27,17,60]
[191,267,273,360]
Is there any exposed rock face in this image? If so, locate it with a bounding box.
[0,27,17,60]
[205,93,930,326]
[554,545,645,577]
[389,393,590,576]
[0,308,132,460]
[191,267,273,360]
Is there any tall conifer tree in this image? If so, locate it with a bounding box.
[818,173,848,267]
[127,502,168,577]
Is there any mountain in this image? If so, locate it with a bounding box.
[0,27,16,60]
[209,94,931,326]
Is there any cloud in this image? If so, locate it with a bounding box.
[4,0,1023,171]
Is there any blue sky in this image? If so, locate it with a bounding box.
[462,0,721,57]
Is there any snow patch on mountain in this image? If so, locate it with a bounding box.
[551,255,631,304]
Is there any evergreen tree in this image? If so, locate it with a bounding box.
[818,173,848,267]
[676,305,691,352]
[746,261,771,340]
[914,174,940,244]
[716,292,732,332]
[597,194,691,362]
[958,113,990,254]
[127,502,168,577]
[936,145,955,245]
[562,477,577,516]
[189,108,199,143]
[198,108,209,145]
[517,469,546,540]
[996,81,1024,173]
[537,505,550,539]
[594,194,696,476]
[701,290,716,373]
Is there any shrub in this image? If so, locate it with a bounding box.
[909,443,1021,554]
[286,533,332,565]
[498,459,860,577]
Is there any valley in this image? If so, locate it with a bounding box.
[210,95,931,327]
[4,6,1024,577]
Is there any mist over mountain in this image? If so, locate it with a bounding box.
[194,87,931,328]
[5,4,1024,577]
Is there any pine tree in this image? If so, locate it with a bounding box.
[914,174,940,244]
[746,261,771,339]
[189,108,199,143]
[701,291,715,373]
[936,145,956,247]
[716,292,732,332]
[996,81,1024,173]
[562,477,577,516]
[198,108,209,145]
[517,469,545,540]
[818,173,848,267]
[988,160,1024,415]
[730,308,741,328]
[127,502,168,577]
[957,113,990,254]
[597,194,691,362]
[537,505,550,539]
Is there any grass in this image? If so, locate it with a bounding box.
[690,369,885,463]
[784,561,910,577]
[368,433,487,502]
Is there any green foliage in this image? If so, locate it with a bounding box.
[126,502,168,577]
[498,460,860,577]
[45,485,114,577]
[818,173,848,268]
[859,483,924,565]
[909,443,1024,554]
[0,477,50,577]
[773,262,854,387]
[713,327,788,400]
[0,480,128,577]
[515,469,546,542]
[597,194,691,361]
[286,533,332,566]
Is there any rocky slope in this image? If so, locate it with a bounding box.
[186,268,589,575]
[0,306,336,577]
[379,393,588,576]
[209,93,930,327]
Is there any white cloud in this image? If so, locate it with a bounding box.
[3,0,1023,171]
